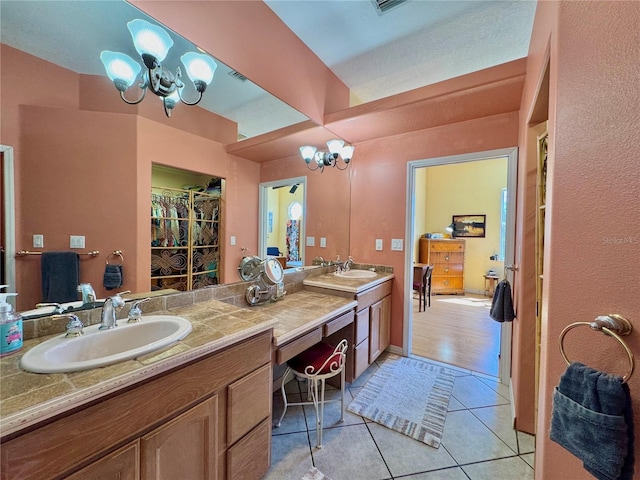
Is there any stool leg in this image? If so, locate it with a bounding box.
[339,368,345,424]
[317,378,326,448]
[275,367,291,428]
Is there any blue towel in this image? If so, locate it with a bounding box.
[103,264,123,290]
[550,362,634,480]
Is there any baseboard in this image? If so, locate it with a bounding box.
[509,380,516,428]
[387,345,403,356]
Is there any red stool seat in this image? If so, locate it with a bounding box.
[288,342,342,375]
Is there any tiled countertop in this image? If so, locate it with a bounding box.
[0,290,358,438]
[303,270,395,294]
[1,266,394,438]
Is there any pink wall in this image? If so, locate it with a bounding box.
[349,112,519,347]
[526,3,640,478]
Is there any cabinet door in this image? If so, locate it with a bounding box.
[379,295,391,354]
[369,302,382,363]
[66,441,140,480]
[141,395,218,480]
[354,339,370,379]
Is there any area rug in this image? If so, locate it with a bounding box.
[301,467,331,480]
[347,355,455,448]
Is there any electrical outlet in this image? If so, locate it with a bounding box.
[375,239,383,251]
[320,237,326,248]
[230,235,236,246]
[33,234,44,248]
[70,235,85,249]
[306,236,315,247]
[391,239,403,251]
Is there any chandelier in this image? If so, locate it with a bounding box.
[100,19,217,117]
[299,140,355,173]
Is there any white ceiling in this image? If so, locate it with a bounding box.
[0,0,536,138]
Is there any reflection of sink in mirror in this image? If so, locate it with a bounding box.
[334,270,377,279]
[19,315,192,373]
[20,300,106,319]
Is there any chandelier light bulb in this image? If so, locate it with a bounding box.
[181,52,217,86]
[127,19,173,63]
[100,51,141,88]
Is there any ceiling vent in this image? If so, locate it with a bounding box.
[372,0,408,15]
[228,70,247,82]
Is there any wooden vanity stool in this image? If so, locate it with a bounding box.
[275,339,348,448]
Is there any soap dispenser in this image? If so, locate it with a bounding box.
[0,285,22,357]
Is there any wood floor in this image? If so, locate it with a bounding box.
[411,293,501,377]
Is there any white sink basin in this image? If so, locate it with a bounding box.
[334,270,378,279]
[20,315,192,373]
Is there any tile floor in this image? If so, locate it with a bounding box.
[265,353,535,480]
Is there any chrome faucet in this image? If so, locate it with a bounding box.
[312,256,325,266]
[343,256,354,272]
[100,294,126,330]
[53,314,84,337]
[77,283,96,305]
[35,302,65,314]
[127,298,151,323]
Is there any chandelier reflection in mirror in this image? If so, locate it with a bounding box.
[299,140,355,173]
[100,19,217,118]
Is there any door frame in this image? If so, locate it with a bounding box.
[0,145,16,303]
[258,176,307,261]
[403,147,518,385]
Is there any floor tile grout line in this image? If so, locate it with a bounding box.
[466,405,520,457]
[362,419,396,480]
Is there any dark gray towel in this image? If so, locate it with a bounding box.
[489,279,515,322]
[550,362,634,480]
[103,264,123,290]
[41,252,80,303]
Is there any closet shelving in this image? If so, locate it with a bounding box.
[151,186,220,291]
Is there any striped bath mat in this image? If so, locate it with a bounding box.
[301,467,331,480]
[347,355,455,448]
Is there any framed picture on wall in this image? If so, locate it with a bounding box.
[452,214,486,238]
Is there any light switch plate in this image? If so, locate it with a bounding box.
[306,236,315,247]
[230,235,236,246]
[320,237,326,248]
[391,239,403,251]
[33,234,44,248]
[375,239,383,251]
[70,235,85,249]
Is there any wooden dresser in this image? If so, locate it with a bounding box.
[419,238,465,295]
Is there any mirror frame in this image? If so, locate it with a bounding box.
[1,144,16,305]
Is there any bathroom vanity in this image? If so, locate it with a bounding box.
[1,266,393,479]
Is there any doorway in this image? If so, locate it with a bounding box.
[0,145,16,305]
[258,177,307,264]
[404,148,517,385]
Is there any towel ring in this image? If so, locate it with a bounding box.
[559,314,634,383]
[106,250,124,265]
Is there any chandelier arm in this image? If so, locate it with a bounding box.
[119,86,147,105]
[335,160,349,170]
[177,89,204,106]
[305,162,320,172]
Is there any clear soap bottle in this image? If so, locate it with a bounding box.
[0,286,22,357]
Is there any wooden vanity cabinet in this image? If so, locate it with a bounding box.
[1,331,273,480]
[353,281,392,379]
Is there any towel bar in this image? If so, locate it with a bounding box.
[559,314,634,383]
[16,250,100,257]
[106,250,124,265]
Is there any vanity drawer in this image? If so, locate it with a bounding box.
[356,280,392,309]
[227,418,271,480]
[227,364,271,445]
[354,310,369,345]
[275,328,323,365]
[323,310,354,337]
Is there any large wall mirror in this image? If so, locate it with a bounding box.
[1,0,351,315]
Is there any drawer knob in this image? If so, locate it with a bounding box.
[444,280,449,285]
[444,256,450,261]
[444,268,449,273]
